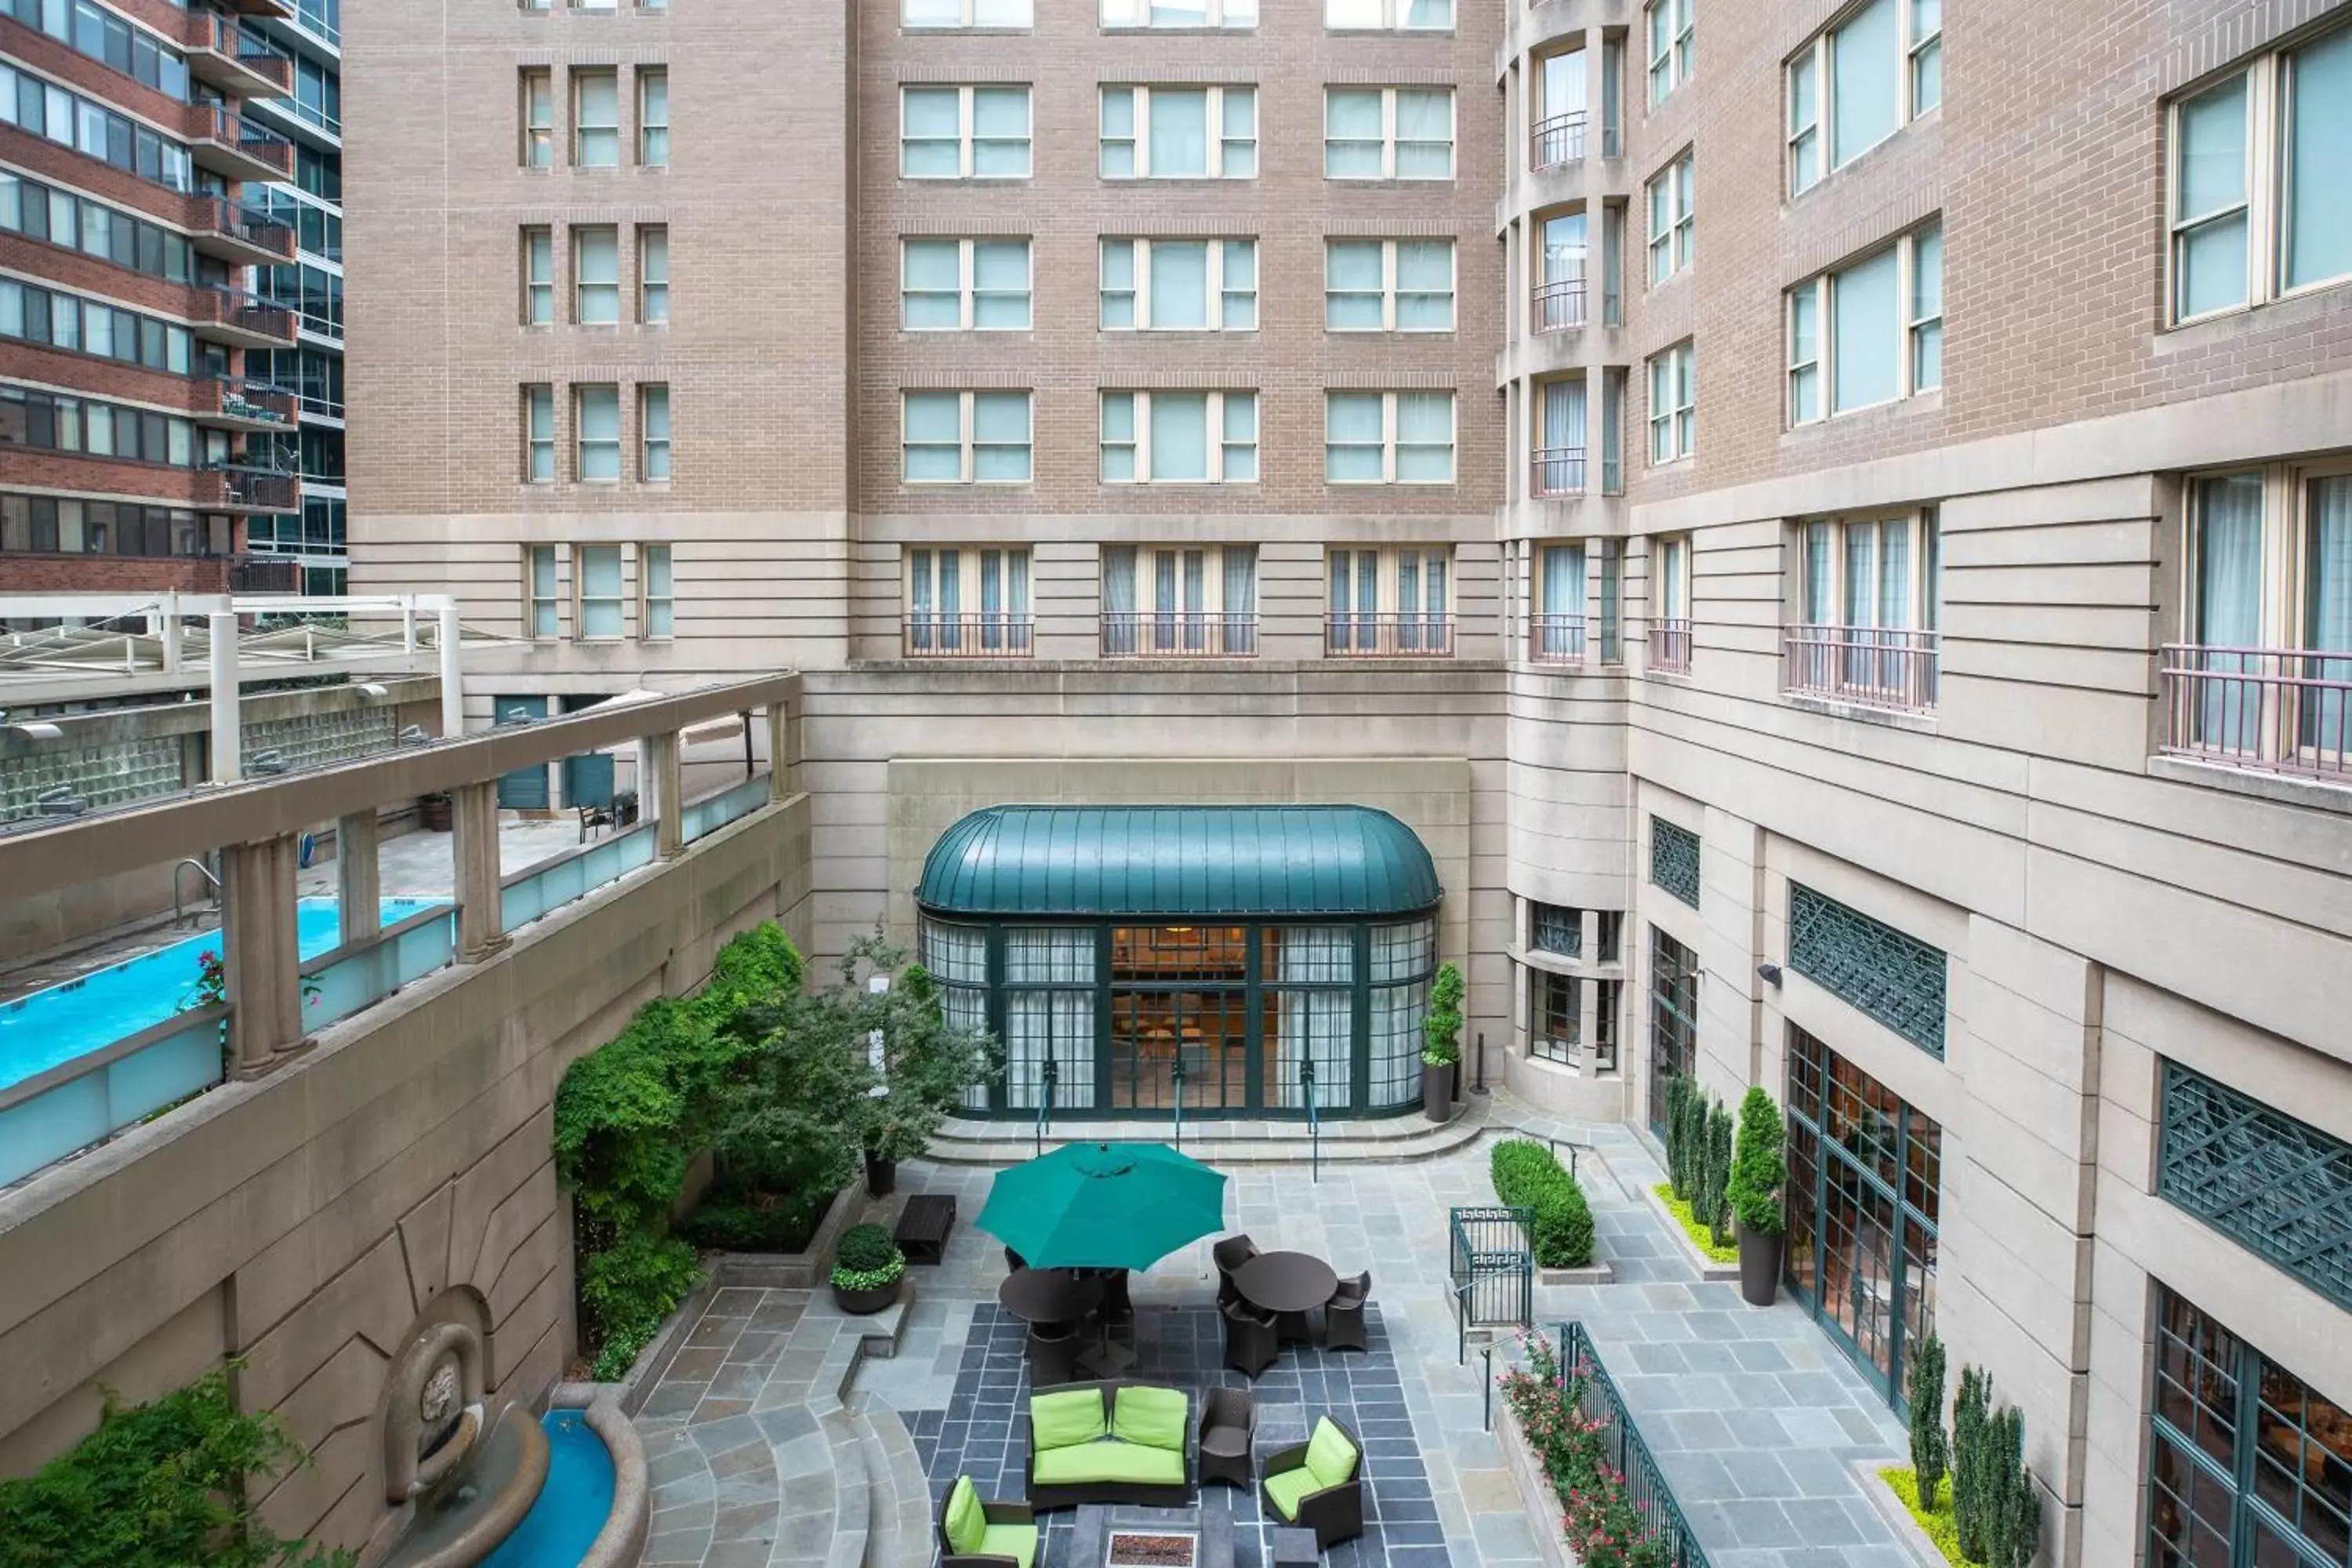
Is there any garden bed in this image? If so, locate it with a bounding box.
[1644,1181,1741,1281]
[1854,1461,1969,1568]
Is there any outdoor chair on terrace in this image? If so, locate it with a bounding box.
[1196,1385,1258,1489]
[1325,1270,1370,1353]
[1221,1298,1278,1379]
[1261,1414,1365,1548]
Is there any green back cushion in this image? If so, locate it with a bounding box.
[943,1475,985,1555]
[1304,1417,1359,1489]
[1110,1385,1189,1452]
[1030,1388,1107,1450]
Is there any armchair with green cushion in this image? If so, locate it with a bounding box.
[936,1475,1037,1568]
[1025,1381,1193,1508]
[1261,1414,1365,1548]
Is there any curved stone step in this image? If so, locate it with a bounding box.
[848,1398,934,1568]
[929,1091,1493,1166]
[816,1405,870,1568]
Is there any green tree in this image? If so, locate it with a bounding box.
[1421,960,1465,1065]
[1701,1099,1735,1247]
[1984,1403,2042,1568]
[1951,1363,1993,1562]
[1664,1076,1695,1199]
[1725,1086,1787,1238]
[1907,1330,1950,1513]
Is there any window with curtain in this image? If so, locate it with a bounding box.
[1786,0,1939,194]
[1102,545,1257,655]
[1004,927,1095,1109]
[1268,927,1353,1109]
[1367,918,1436,1107]
[906,546,1029,652]
[1327,548,1450,654]
[1323,88,1453,180]
[919,920,996,1109]
[1099,238,1256,329]
[1102,87,1255,178]
[1537,545,1586,658]
[1536,379,1588,497]
[1787,222,1940,423]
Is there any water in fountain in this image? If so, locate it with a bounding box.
[380,1404,551,1568]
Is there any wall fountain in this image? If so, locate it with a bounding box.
[379,1320,551,1568]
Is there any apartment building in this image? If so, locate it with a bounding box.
[346,2,2352,1564]
[0,0,305,593]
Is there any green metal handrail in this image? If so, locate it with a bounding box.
[1171,1051,1185,1145]
[1559,1321,1711,1568]
[1034,1056,1058,1159]
[1303,1055,1321,1183]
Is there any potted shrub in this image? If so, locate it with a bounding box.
[1420,960,1465,1122]
[1726,1085,1788,1306]
[830,1222,906,1314]
[418,791,453,833]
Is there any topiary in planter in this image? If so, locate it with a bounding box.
[1726,1086,1788,1306]
[830,1222,906,1314]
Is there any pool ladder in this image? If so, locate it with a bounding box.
[173,857,221,927]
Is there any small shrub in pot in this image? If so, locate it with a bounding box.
[830,1222,906,1314]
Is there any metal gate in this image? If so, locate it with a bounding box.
[1450,1205,1534,1328]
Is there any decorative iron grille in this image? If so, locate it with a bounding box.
[2158,1062,2352,1312]
[1650,818,1700,909]
[1449,1206,1533,1328]
[1787,884,1947,1056]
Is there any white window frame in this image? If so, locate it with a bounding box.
[1323,0,1451,32]
[1652,535,1690,621]
[1322,87,1455,181]
[637,67,668,168]
[1785,221,1940,426]
[904,0,1033,27]
[639,225,668,324]
[521,69,554,168]
[525,543,560,637]
[1098,238,1258,330]
[1797,510,1938,632]
[1327,546,1454,615]
[1323,390,1457,485]
[575,383,621,481]
[901,237,1033,332]
[523,227,552,325]
[1100,86,1258,180]
[1785,0,1942,196]
[1099,390,1258,484]
[1104,0,1255,29]
[1644,0,1691,107]
[573,224,619,325]
[1646,150,1693,284]
[1646,341,1693,464]
[899,85,1033,180]
[640,383,670,481]
[1324,238,1455,332]
[904,546,1033,644]
[523,383,555,481]
[575,544,624,639]
[573,68,619,169]
[641,543,673,637]
[900,390,1033,485]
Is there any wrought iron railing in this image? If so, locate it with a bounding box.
[2160,642,2352,783]
[1650,617,1691,673]
[1034,1056,1058,1159]
[1099,612,1258,659]
[1532,275,1587,333]
[1559,1322,1712,1568]
[1528,613,1587,666]
[189,103,294,176]
[901,612,1035,659]
[201,465,299,510]
[1532,445,1587,498]
[1782,624,1940,713]
[204,376,298,426]
[1325,613,1455,658]
[1448,1206,1534,1329]
[1530,109,1587,169]
[1303,1054,1321,1185]
[192,195,295,259]
[193,287,297,343]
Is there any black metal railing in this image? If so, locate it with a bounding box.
[1559,1322,1712,1568]
[193,196,295,259]
[1325,613,1455,658]
[902,613,1035,659]
[1449,1205,1533,1329]
[1099,612,1258,658]
[1033,1056,1058,1159]
[1531,109,1587,169]
[227,554,299,593]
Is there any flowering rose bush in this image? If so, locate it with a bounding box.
[1498,1333,1670,1568]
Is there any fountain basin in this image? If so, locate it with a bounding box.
[380,1405,550,1568]
[479,1411,614,1568]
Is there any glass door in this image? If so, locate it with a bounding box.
[1109,927,1248,1112]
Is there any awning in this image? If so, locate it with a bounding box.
[916,804,1441,919]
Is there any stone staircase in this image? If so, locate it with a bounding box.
[928,1090,1494,1166]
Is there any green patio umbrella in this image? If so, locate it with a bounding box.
[976,1142,1229,1272]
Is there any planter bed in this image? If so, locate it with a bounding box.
[1643,1181,1741,1283]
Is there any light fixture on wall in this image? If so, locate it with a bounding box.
[1756,963,1784,987]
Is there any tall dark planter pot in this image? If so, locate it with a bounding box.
[1422,1061,1451,1123]
[864,1153,897,1197]
[1737,1225,1784,1307]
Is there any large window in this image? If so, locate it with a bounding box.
[901,390,1033,484]
[1327,547,1451,655]
[1645,927,1696,1131]
[1644,0,1691,105]
[1101,391,1256,484]
[1100,239,1257,330]
[573,69,619,167]
[1326,239,1454,332]
[1532,379,1588,498]
[1532,543,1589,660]
[906,546,1033,655]
[1102,86,1257,179]
[903,238,1032,331]
[905,0,1031,25]
[1786,0,1940,195]
[575,385,620,481]
[576,544,623,637]
[901,85,1033,180]
[637,68,668,167]
[1646,151,1693,283]
[2168,23,2352,324]
[1327,0,1449,28]
[1105,0,1254,27]
[520,68,554,167]
[1325,391,1455,485]
[1324,88,1453,180]
[2,172,196,285]
[0,386,195,466]
[1788,223,1941,422]
[573,227,619,324]
[1,0,191,100]
[1790,510,1941,712]
[1101,544,1259,656]
[525,545,559,637]
[1,280,194,372]
[1647,341,1693,463]
[0,63,196,193]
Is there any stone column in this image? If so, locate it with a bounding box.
[767,701,793,802]
[221,833,300,1074]
[453,780,508,963]
[208,611,240,785]
[338,809,380,946]
[648,730,684,858]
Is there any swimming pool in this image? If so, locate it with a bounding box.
[0,898,443,1091]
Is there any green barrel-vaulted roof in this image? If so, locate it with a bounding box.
[916,805,1442,919]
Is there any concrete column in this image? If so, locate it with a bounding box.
[452,781,508,963]
[208,611,239,784]
[648,730,684,858]
[437,601,463,741]
[767,702,792,802]
[220,834,300,1073]
[337,810,380,946]
[158,593,182,673]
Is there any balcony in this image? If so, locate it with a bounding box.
[183,11,293,98]
[186,103,293,183]
[1528,614,1586,666]
[227,554,300,591]
[1325,613,1455,659]
[196,465,299,511]
[1782,624,1939,713]
[190,287,297,350]
[1532,445,1587,499]
[199,376,298,430]
[901,613,1034,659]
[1531,109,1586,170]
[1649,618,1691,674]
[1532,275,1588,334]
[188,195,295,265]
[1099,612,1259,659]
[2160,644,2351,784]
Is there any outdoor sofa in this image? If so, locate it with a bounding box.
[1025,1380,1193,1508]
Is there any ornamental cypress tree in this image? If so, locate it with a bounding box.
[1726,1086,1788,1238]
[1701,1100,1735,1246]
[1907,1330,1950,1512]
[1664,1075,1691,1196]
[1984,1404,2042,1568]
[1951,1364,1993,1562]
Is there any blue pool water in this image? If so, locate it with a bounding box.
[0,897,442,1091]
[481,1410,615,1568]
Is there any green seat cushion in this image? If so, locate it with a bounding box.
[978,1523,1039,1568]
[1305,1417,1359,1489]
[1265,1464,1320,1522]
[1110,1385,1189,1452]
[942,1475,986,1555]
[1029,1388,1107,1450]
[1032,1439,1186,1488]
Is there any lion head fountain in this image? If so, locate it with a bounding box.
[379,1318,550,1568]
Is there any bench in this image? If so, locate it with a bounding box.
[895,1194,956,1265]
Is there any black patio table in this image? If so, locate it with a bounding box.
[1232,1251,1339,1315]
[996,1266,1105,1325]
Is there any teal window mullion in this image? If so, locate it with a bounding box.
[1351,923,1372,1110]
[1095,924,1114,1111]
[986,922,1009,1113]
[1244,922,1264,1111]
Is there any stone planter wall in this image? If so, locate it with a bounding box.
[1494,1401,1573,1568]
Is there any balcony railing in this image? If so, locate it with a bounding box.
[2161,643,2352,782]
[191,195,295,261]
[191,287,297,344]
[185,10,294,93]
[1531,109,1587,169]
[1558,1323,1712,1568]
[187,103,294,179]
[901,612,1034,659]
[1782,624,1939,713]
[227,554,300,592]
[1099,612,1259,659]
[1326,613,1455,658]
[1532,274,1587,334]
[201,376,298,427]
[1532,445,1587,498]
[1528,613,1587,666]
[201,465,299,510]
[1650,618,1691,674]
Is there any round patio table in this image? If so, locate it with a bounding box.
[1232,1251,1339,1315]
[996,1266,1104,1326]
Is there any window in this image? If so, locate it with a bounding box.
[1325,0,1449,30]
[1644,0,1691,105]
[1532,380,1588,497]
[522,227,553,325]
[574,69,619,167]
[523,385,555,481]
[1646,341,1693,463]
[575,384,620,480]
[1100,391,1257,484]
[641,384,670,479]
[1791,511,1941,710]
[1,279,193,372]
[1532,902,1580,956]
[902,238,1033,331]
[2169,26,2352,325]
[576,545,623,637]
[1323,88,1452,180]
[901,85,1032,179]
[520,70,554,166]
[1325,391,1455,485]
[0,63,195,193]
[1,386,196,467]
[1531,971,1581,1066]
[1532,49,1588,168]
[1100,544,1259,655]
[526,545,558,637]
[1531,542,1588,657]
[574,227,619,324]
[1105,0,1254,27]
[1786,0,1941,194]
[906,546,1033,654]
[1650,818,1699,908]
[1326,239,1454,331]
[639,227,668,323]
[1787,222,1940,422]
[1645,150,1693,283]
[901,390,1032,484]
[637,69,668,167]
[1327,548,1453,655]
[1644,928,1696,1130]
[1101,87,1257,179]
[2,172,195,284]
[1099,239,1257,330]
[641,544,673,637]
[906,0,1031,24]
